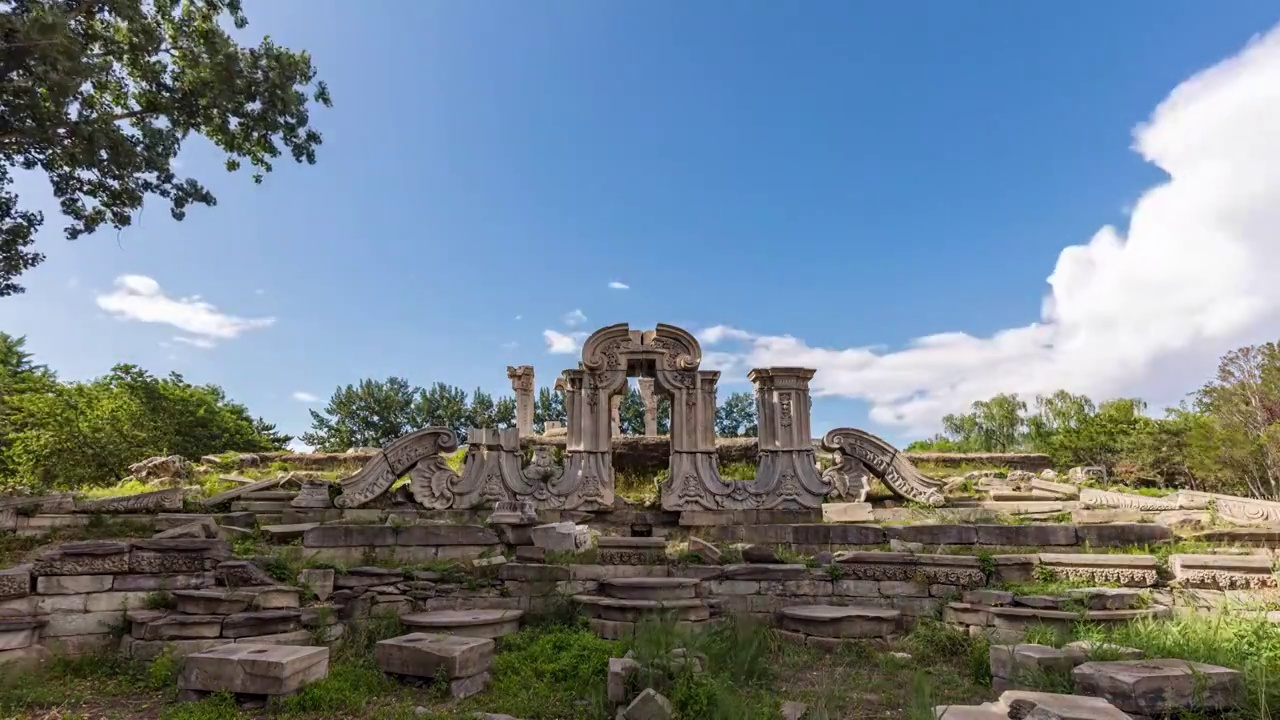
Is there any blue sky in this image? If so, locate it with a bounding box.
[5,2,1280,449]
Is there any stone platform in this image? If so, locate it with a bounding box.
[575,576,715,640]
[179,644,329,698]
[375,632,493,699]
[774,605,900,649]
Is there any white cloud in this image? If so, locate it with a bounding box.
[544,329,588,354]
[563,309,587,327]
[255,288,266,295]
[501,341,519,350]
[700,25,1280,433]
[514,315,523,321]
[172,335,216,349]
[96,275,275,346]
[291,391,319,403]
[608,281,630,290]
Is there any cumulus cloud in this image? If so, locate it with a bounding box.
[608,281,630,290]
[700,25,1280,433]
[562,309,588,327]
[96,275,275,347]
[291,391,319,403]
[544,329,587,354]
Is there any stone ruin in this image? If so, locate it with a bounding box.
[334,322,946,515]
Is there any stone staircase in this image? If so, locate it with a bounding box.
[774,604,901,649]
[574,577,714,640]
[230,489,299,526]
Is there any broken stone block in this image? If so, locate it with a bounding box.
[608,657,640,704]
[375,632,495,680]
[688,537,722,564]
[447,670,491,699]
[998,690,1133,720]
[237,586,301,610]
[35,574,113,595]
[624,688,673,720]
[0,567,30,600]
[33,541,130,576]
[75,487,184,513]
[297,569,335,601]
[989,645,1079,686]
[780,701,809,720]
[0,616,43,651]
[153,519,220,540]
[179,643,329,696]
[215,560,277,588]
[515,546,546,563]
[1072,659,1243,715]
[137,614,225,641]
[1065,588,1145,611]
[530,522,589,553]
[221,610,302,639]
[172,589,251,615]
[1062,640,1142,661]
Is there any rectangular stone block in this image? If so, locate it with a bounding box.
[396,524,500,546]
[36,574,113,595]
[821,503,875,523]
[42,611,122,637]
[221,610,302,639]
[376,632,495,679]
[180,644,330,695]
[35,593,87,613]
[886,525,978,545]
[112,572,215,591]
[123,637,232,661]
[85,591,153,613]
[302,525,396,548]
[976,525,1078,546]
[1076,523,1171,547]
[597,536,667,565]
[232,629,313,646]
[138,614,226,640]
[42,633,114,656]
[33,542,131,576]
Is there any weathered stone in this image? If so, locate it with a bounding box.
[172,589,251,615]
[113,572,214,592]
[261,523,319,541]
[530,522,591,553]
[780,701,809,720]
[153,519,220,540]
[138,614,226,640]
[397,524,501,546]
[0,567,31,599]
[375,632,494,678]
[608,656,641,704]
[231,629,314,645]
[75,487,184,513]
[821,503,874,523]
[291,479,334,509]
[963,589,1013,606]
[885,525,977,545]
[220,610,302,638]
[1062,640,1142,661]
[36,574,114,595]
[179,644,329,695]
[486,499,538,525]
[741,544,783,563]
[42,611,122,637]
[624,688,674,720]
[220,511,257,529]
[723,563,808,581]
[84,590,151,612]
[400,609,524,639]
[598,536,667,565]
[215,560,278,587]
[302,524,396,547]
[1075,523,1171,547]
[998,690,1133,720]
[515,546,546,562]
[1065,588,1145,611]
[975,525,1077,546]
[298,569,335,601]
[123,637,231,661]
[201,477,284,509]
[989,644,1079,682]
[129,539,230,573]
[776,605,899,638]
[1072,659,1242,715]
[335,566,404,588]
[33,541,131,576]
[1170,553,1278,590]
[1038,554,1158,588]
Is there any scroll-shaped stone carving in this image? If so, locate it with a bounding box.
[823,450,872,503]
[821,428,945,506]
[413,428,512,510]
[1179,491,1280,524]
[1080,487,1179,511]
[334,428,458,508]
[74,487,184,514]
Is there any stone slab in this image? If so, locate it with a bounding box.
[1072,659,1243,715]
[375,632,494,679]
[776,604,899,638]
[179,643,329,695]
[998,690,1133,720]
[396,524,500,546]
[821,503,875,523]
[399,609,524,639]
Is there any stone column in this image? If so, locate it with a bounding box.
[748,367,829,508]
[637,377,658,436]
[506,365,535,437]
[609,394,622,436]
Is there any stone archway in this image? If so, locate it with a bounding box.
[557,323,723,511]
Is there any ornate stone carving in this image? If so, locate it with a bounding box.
[506,365,535,437]
[75,488,184,514]
[823,450,871,503]
[1179,491,1280,524]
[334,428,458,508]
[748,367,830,510]
[1080,488,1179,511]
[821,428,945,506]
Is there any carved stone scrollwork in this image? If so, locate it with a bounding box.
[821,428,945,506]
[823,449,872,503]
[746,367,831,510]
[335,428,459,508]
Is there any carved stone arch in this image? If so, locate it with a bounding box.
[335,427,459,508]
[821,428,945,506]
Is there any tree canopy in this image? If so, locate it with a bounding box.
[0,0,331,296]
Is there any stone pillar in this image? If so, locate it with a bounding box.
[748,367,829,508]
[559,368,620,511]
[637,377,658,436]
[609,394,622,436]
[659,369,726,511]
[506,365,535,437]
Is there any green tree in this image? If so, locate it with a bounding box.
[4,363,285,490]
[532,386,566,434]
[617,387,644,435]
[715,391,758,437]
[1,0,332,296]
[416,382,470,440]
[1191,343,1280,499]
[301,377,419,452]
[463,387,517,434]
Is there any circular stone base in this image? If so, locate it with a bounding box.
[776,605,900,639]
[400,609,524,639]
[599,577,701,601]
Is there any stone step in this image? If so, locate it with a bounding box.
[599,577,701,601]
[587,617,713,641]
[572,595,711,623]
[934,705,1006,720]
[231,501,290,513]
[776,605,900,639]
[400,609,524,639]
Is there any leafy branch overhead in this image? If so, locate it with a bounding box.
[0,0,332,296]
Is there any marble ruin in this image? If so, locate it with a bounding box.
[329,322,952,513]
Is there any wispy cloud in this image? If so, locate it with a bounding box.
[95,275,274,347]
[291,391,319,403]
[501,341,519,350]
[608,281,630,290]
[562,309,587,327]
[699,25,1280,433]
[172,336,217,349]
[514,315,523,321]
[544,329,587,354]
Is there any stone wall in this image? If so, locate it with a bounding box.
[300,524,504,565]
[0,538,231,665]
